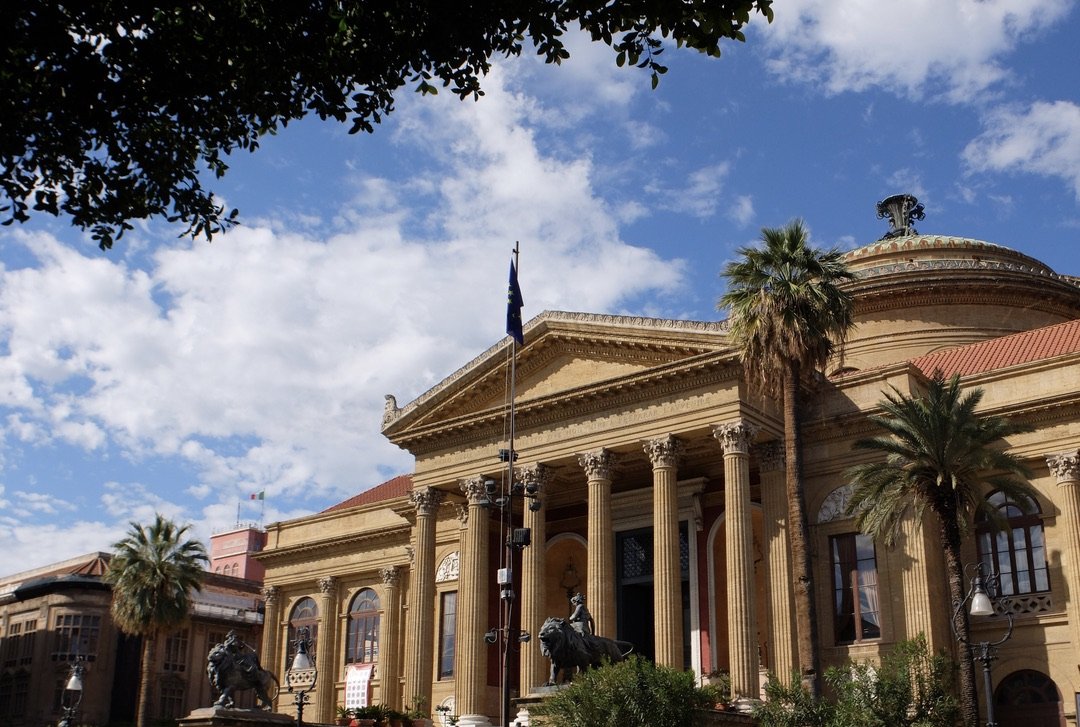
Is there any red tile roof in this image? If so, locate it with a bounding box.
[321,474,413,513]
[912,318,1080,377]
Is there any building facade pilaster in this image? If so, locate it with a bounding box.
[316,576,338,722]
[260,585,280,687]
[379,566,404,709]
[714,422,759,700]
[578,449,618,637]
[643,435,684,669]
[518,463,552,695]
[755,441,795,684]
[457,477,492,726]
[1048,451,1080,652]
[404,487,444,710]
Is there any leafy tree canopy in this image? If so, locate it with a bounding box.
[3,0,773,250]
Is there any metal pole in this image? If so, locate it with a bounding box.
[977,642,997,727]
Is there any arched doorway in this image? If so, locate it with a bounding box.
[994,669,1065,727]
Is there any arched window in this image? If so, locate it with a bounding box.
[995,670,1064,727]
[976,491,1048,596]
[345,588,380,664]
[286,597,319,668]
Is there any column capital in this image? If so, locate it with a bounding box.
[380,566,402,587]
[455,503,470,527]
[643,435,684,469]
[578,449,617,481]
[410,486,445,516]
[405,545,415,562]
[261,585,279,603]
[460,476,490,506]
[516,462,554,494]
[1047,451,1080,484]
[754,440,785,473]
[317,576,337,596]
[712,420,758,455]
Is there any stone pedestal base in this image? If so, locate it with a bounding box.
[181,707,296,727]
[454,714,491,727]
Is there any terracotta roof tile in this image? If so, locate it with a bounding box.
[321,474,413,513]
[912,319,1080,377]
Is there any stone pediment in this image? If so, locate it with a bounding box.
[381,311,731,443]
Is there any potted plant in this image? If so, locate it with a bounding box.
[434,705,458,726]
[705,669,732,711]
[352,705,381,727]
[335,706,354,726]
[407,696,433,727]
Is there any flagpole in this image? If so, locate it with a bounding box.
[502,242,520,727]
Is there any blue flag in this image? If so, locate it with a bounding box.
[506,260,524,345]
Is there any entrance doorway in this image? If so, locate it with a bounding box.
[616,524,690,668]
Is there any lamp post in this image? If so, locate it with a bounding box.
[951,562,1013,727]
[58,656,86,727]
[286,627,318,727]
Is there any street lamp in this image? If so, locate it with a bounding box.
[951,561,1013,727]
[286,627,318,727]
[58,656,86,727]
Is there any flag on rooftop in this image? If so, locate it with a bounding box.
[507,260,524,345]
[250,491,265,500]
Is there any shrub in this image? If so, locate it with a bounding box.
[531,655,718,727]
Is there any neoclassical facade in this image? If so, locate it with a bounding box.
[258,234,1080,726]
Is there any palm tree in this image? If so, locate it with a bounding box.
[719,219,855,697]
[845,371,1035,727]
[105,514,208,727]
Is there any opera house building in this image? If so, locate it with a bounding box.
[257,227,1080,727]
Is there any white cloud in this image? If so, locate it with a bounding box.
[649,163,732,218]
[762,0,1071,103]
[728,195,755,227]
[963,100,1080,199]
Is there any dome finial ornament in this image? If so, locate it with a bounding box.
[876,193,925,240]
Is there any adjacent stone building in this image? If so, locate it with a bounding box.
[258,232,1080,726]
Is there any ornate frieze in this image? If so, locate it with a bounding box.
[380,566,402,587]
[410,486,445,516]
[1047,451,1080,483]
[643,435,684,469]
[712,421,758,455]
[578,449,617,481]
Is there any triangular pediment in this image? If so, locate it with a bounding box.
[382,311,732,444]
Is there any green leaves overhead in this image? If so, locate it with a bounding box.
[2,0,772,249]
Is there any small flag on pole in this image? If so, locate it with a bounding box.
[250,491,265,501]
[506,260,524,345]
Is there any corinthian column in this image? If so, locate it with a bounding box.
[714,422,759,701]
[457,478,492,727]
[518,463,552,695]
[260,586,281,684]
[578,449,617,637]
[404,487,444,710]
[1048,451,1080,650]
[643,435,684,669]
[316,576,338,721]
[756,441,795,684]
[379,566,404,709]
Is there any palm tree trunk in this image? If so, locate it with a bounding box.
[940,517,979,727]
[784,361,821,697]
[137,632,157,727]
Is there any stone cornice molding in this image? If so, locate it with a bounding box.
[410,487,445,516]
[578,449,617,481]
[1047,452,1080,484]
[712,421,758,455]
[643,435,684,469]
[382,311,731,433]
[257,523,409,565]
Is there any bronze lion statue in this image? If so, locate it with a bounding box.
[207,637,278,709]
[538,616,633,685]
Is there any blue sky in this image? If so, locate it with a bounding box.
[2,0,1078,572]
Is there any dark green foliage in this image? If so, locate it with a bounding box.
[754,638,958,727]
[2,1,773,249]
[531,655,719,727]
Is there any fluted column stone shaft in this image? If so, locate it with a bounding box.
[644,435,684,669]
[756,442,795,683]
[714,422,759,700]
[1048,451,1080,652]
[519,463,552,694]
[404,487,443,710]
[316,576,338,722]
[260,586,280,689]
[379,566,404,709]
[457,478,492,725]
[579,449,618,637]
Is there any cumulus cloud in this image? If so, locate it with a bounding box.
[963,100,1080,199]
[761,0,1070,103]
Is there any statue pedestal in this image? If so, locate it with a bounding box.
[181,707,296,727]
[509,686,567,727]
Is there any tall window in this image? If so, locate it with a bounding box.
[163,628,189,672]
[345,588,380,664]
[977,491,1049,596]
[438,591,457,679]
[52,614,100,661]
[831,533,880,643]
[158,680,186,719]
[287,598,319,669]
